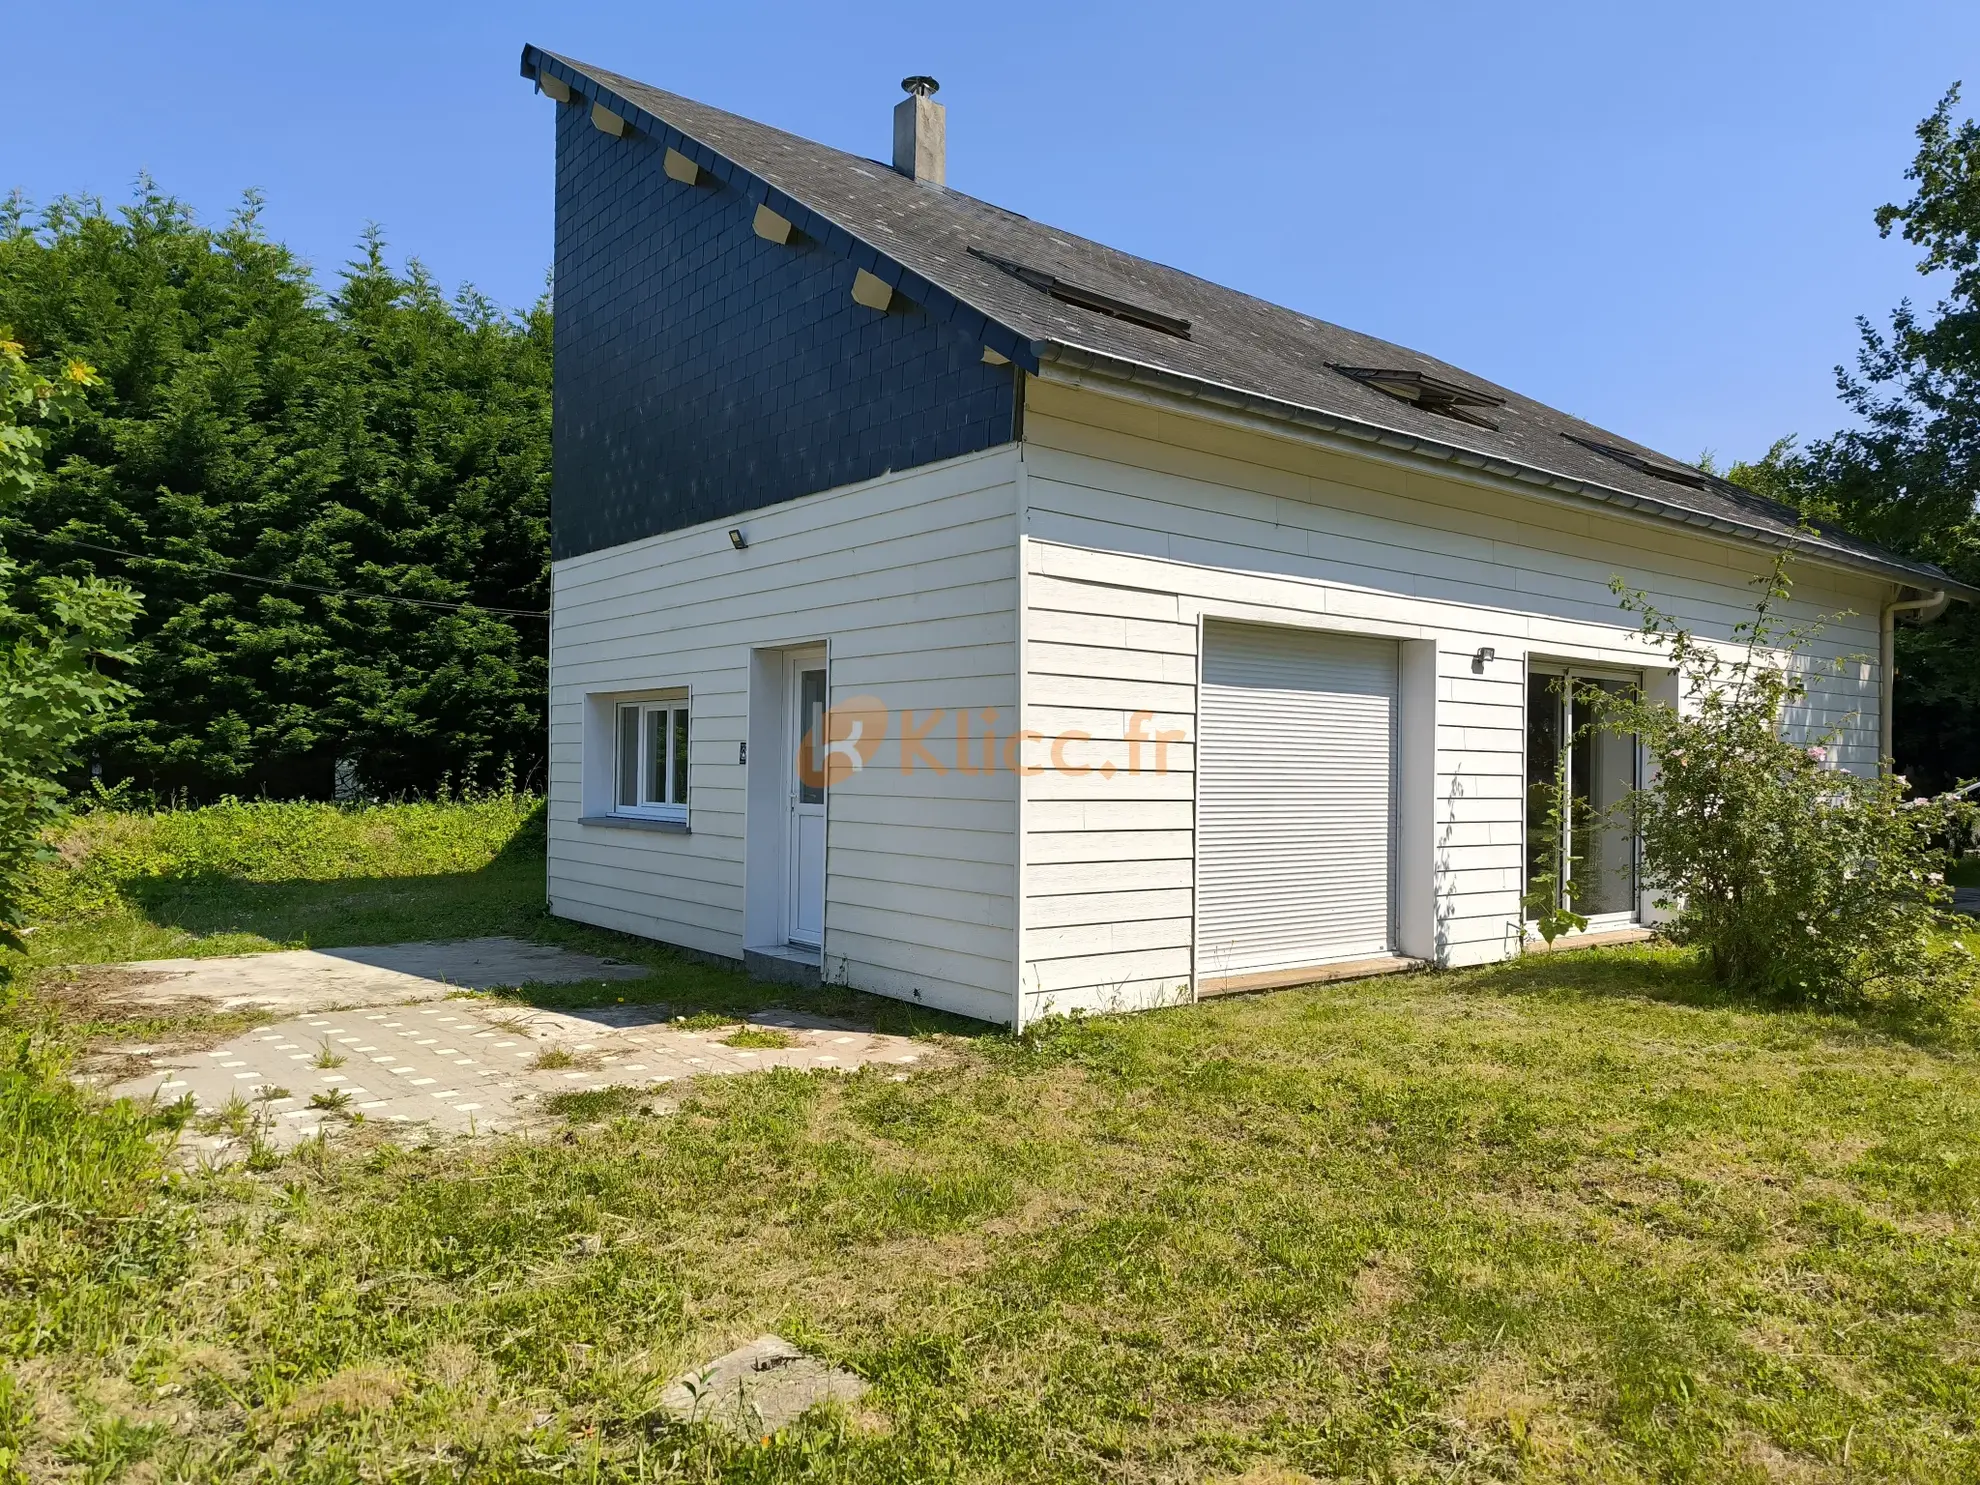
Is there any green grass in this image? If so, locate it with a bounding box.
[720,1025,798,1049]
[14,795,550,968]
[8,796,973,1037]
[672,1011,741,1032]
[6,802,1980,1481]
[541,1084,657,1123]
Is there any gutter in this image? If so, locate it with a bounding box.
[1880,588,1952,768]
[1034,344,1980,605]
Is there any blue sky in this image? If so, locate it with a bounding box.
[11,1,1978,464]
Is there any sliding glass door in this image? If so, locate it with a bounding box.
[1525,669,1641,926]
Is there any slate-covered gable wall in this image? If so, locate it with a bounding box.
[550,101,1018,560]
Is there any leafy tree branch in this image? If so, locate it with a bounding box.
[0,336,138,948]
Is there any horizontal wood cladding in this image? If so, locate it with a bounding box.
[548,447,1021,1017]
[1017,380,1885,1014]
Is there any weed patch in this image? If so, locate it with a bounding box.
[670,1011,736,1031]
[720,1025,797,1049]
[527,1045,598,1071]
[541,1085,654,1123]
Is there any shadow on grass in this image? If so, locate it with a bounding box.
[105,860,1972,1049]
[124,860,549,950]
[94,830,992,1041]
[478,953,994,1042]
[1452,940,1980,1055]
[122,814,556,950]
[1453,943,1720,1006]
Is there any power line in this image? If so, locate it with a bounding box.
[27,533,550,620]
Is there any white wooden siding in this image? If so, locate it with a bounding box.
[548,445,1022,1023]
[1016,377,1885,1019]
[549,374,1891,1029]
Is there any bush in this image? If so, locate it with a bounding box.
[1604,551,1976,1013]
[0,336,138,951]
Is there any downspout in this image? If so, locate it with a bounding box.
[1880,588,1950,768]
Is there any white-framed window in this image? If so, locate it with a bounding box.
[614,698,690,821]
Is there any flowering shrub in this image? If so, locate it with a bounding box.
[1602,551,1976,1014]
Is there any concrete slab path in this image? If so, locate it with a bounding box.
[108,986,927,1162]
[88,936,647,1014]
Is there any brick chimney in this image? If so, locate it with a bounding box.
[892,76,945,185]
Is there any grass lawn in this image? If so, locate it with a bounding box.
[5,803,1980,1482]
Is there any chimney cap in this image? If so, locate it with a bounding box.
[901,75,940,98]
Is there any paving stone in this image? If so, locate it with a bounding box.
[656,1335,868,1437]
[99,945,930,1162]
[75,937,648,1014]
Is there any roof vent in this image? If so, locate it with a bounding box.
[968,246,1192,338]
[893,76,945,185]
[1329,366,1506,430]
[1560,433,1713,491]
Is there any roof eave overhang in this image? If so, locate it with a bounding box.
[1033,342,1980,605]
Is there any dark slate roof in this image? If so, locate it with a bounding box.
[522,46,1976,603]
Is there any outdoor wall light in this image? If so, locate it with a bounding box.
[727,528,748,551]
[1472,645,1496,674]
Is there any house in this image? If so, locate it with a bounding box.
[520,46,1975,1027]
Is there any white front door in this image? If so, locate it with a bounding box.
[786,659,828,948]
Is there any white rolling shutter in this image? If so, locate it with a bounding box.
[1197,623,1397,977]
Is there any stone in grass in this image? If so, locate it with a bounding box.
[657,1335,867,1438]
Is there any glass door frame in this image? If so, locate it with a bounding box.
[1525,663,1644,932]
[783,652,829,950]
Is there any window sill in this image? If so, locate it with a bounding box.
[579,814,690,834]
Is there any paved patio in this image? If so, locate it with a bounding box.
[90,936,649,1014]
[114,999,926,1160]
[85,939,930,1161]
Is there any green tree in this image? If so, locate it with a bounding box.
[0,336,137,947]
[1746,88,1980,791]
[0,186,551,800]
